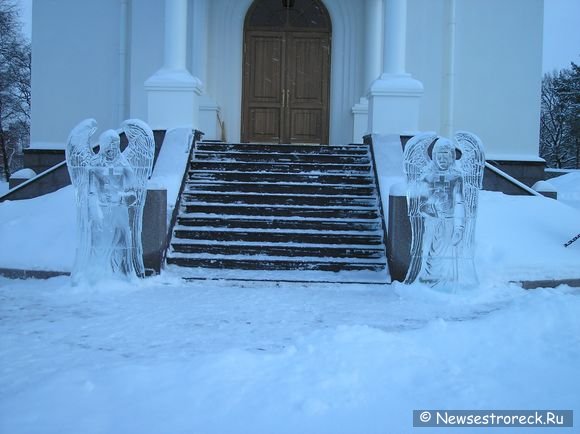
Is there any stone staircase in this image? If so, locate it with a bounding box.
[165,141,390,283]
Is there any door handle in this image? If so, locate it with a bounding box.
[282,89,286,108]
[286,89,290,107]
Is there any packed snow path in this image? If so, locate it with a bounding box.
[1,276,579,433]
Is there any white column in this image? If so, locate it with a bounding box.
[367,0,423,136]
[145,0,202,130]
[443,0,457,138]
[383,0,405,75]
[191,0,221,140]
[365,0,383,90]
[352,0,384,143]
[164,0,187,71]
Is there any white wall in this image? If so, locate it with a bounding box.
[407,0,543,159]
[128,1,164,123]
[454,0,543,159]
[31,0,122,146]
[406,0,446,136]
[30,0,543,156]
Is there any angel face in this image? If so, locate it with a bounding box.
[99,130,121,163]
[432,139,455,171]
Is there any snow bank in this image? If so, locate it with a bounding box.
[476,191,580,282]
[0,186,76,271]
[549,171,580,210]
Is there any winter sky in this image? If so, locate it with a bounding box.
[14,0,580,73]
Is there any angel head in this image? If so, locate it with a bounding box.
[99,130,121,163]
[432,138,456,171]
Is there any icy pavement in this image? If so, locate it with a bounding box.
[0,275,579,433]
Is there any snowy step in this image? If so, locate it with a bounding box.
[188,171,374,185]
[175,215,382,232]
[189,160,371,174]
[180,203,380,219]
[184,182,376,196]
[195,142,368,155]
[169,265,391,283]
[165,256,388,272]
[193,151,370,165]
[169,241,386,259]
[172,227,383,245]
[167,141,388,281]
[180,192,377,207]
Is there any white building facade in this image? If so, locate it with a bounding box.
[31,0,543,161]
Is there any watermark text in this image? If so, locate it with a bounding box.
[413,410,573,428]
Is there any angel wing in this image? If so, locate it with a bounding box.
[66,118,97,195]
[454,131,485,217]
[65,119,98,282]
[120,119,155,277]
[402,133,438,284]
[454,131,485,258]
[121,119,155,183]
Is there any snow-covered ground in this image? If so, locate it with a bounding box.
[0,276,579,434]
[0,180,7,196]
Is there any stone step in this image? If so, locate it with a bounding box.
[176,215,382,232]
[189,160,371,174]
[184,182,376,196]
[193,151,370,165]
[172,227,383,245]
[170,241,386,259]
[180,203,380,219]
[165,255,388,272]
[180,192,377,207]
[188,170,374,185]
[167,141,389,282]
[195,142,368,155]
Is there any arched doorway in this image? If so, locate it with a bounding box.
[241,0,331,144]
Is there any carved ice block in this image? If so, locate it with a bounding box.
[66,119,155,284]
[403,132,485,290]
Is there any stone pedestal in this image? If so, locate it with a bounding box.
[142,188,167,273]
[386,186,411,282]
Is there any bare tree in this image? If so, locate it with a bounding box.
[540,62,580,169]
[557,62,580,167]
[0,0,31,181]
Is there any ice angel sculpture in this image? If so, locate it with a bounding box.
[66,118,155,283]
[403,132,485,290]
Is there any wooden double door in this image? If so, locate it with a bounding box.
[242,29,331,144]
